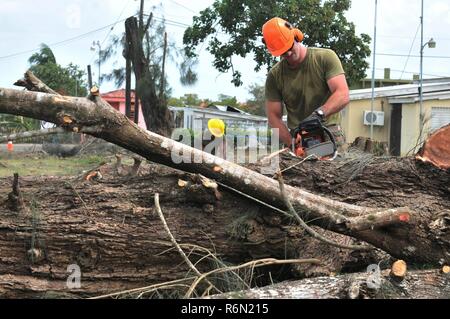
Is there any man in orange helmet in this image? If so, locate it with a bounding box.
[262,17,349,151]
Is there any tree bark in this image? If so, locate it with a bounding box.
[0,172,308,298]
[207,269,450,299]
[14,70,58,95]
[0,87,449,266]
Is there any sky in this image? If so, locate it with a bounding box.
[0,0,449,103]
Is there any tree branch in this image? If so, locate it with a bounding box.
[276,171,372,251]
[0,76,447,265]
[14,70,58,95]
[154,193,219,294]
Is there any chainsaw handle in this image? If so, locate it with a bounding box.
[322,126,337,154]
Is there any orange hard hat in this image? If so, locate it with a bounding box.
[262,17,304,57]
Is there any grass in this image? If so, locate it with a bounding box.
[0,153,106,177]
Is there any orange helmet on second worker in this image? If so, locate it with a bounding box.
[262,17,304,57]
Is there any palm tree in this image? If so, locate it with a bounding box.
[0,114,41,135]
[28,43,56,65]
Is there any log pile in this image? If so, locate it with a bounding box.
[0,71,449,298]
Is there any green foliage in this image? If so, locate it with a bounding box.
[167,97,185,107]
[215,94,238,107]
[28,44,87,97]
[0,44,88,135]
[0,115,41,134]
[100,5,198,94]
[242,83,266,115]
[29,63,87,97]
[178,54,198,86]
[167,94,213,108]
[28,44,56,65]
[183,0,371,86]
[184,93,202,106]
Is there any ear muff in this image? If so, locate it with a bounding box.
[293,28,304,42]
[284,22,304,43]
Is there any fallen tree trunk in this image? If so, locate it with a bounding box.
[0,164,444,298]
[0,172,311,298]
[0,86,449,265]
[207,268,450,299]
[0,127,64,143]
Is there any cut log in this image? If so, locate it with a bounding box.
[6,173,24,212]
[416,124,450,170]
[0,84,449,265]
[206,269,450,299]
[390,260,407,281]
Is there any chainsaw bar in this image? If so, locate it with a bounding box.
[304,141,336,158]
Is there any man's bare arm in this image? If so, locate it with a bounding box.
[320,74,350,117]
[266,100,292,146]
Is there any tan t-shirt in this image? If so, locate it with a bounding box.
[265,48,345,129]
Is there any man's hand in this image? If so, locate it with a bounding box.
[302,108,325,124]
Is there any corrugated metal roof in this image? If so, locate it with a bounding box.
[350,81,450,100]
[388,91,450,104]
[169,106,267,122]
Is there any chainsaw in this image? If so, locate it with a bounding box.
[291,118,337,160]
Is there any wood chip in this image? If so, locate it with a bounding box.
[390,260,407,280]
[178,179,188,188]
[442,265,450,274]
[63,115,73,124]
[90,86,100,96]
[199,175,218,189]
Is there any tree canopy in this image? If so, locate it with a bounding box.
[183,0,371,86]
[0,44,87,135]
[28,44,87,97]
[100,6,197,94]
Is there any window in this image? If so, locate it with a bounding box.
[431,107,450,132]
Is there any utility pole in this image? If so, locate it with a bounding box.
[370,0,378,140]
[419,0,436,142]
[90,40,101,87]
[420,0,424,136]
[87,65,93,88]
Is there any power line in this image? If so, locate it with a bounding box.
[168,0,197,14]
[88,0,132,64]
[377,53,450,59]
[378,34,450,41]
[400,23,421,79]
[0,15,137,61]
[368,67,447,78]
[147,14,191,28]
